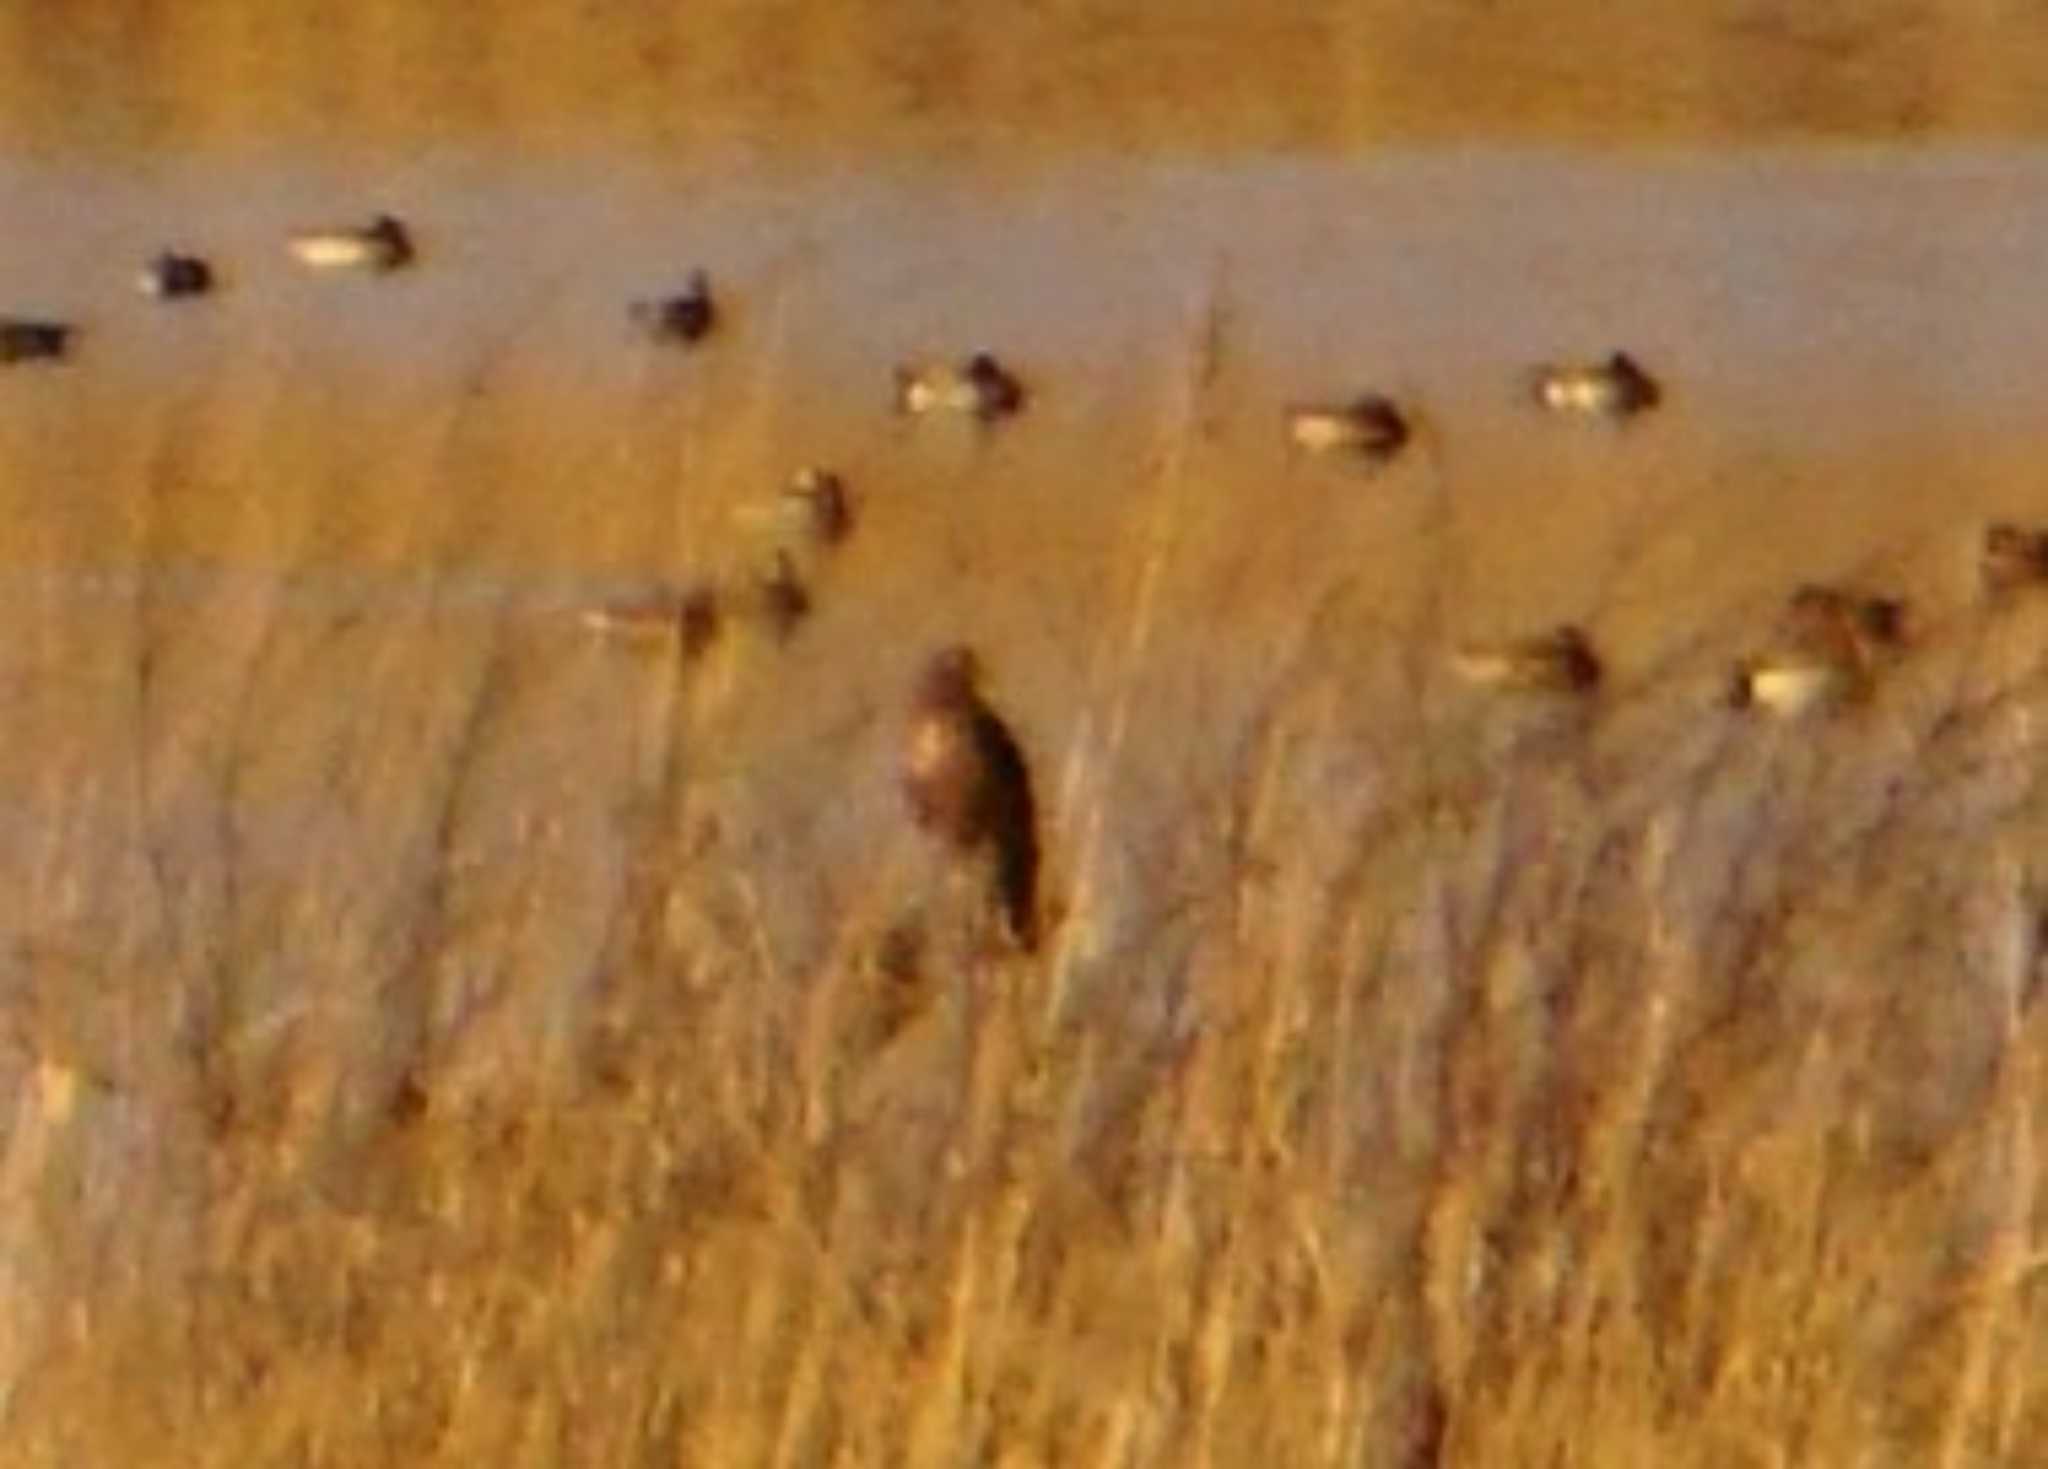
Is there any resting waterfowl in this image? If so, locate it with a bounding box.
[1284,394,1410,466]
[1982,524,2048,594]
[1728,582,1905,718]
[783,467,852,547]
[754,551,811,641]
[136,251,213,300]
[895,351,1025,422]
[1450,624,1602,694]
[901,645,1041,952]
[1529,351,1660,420]
[0,320,72,364]
[288,214,413,273]
[579,584,723,663]
[629,270,716,345]
[1783,583,1908,667]
[1728,655,1864,717]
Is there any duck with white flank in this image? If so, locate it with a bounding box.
[580,584,722,664]
[1285,394,1411,466]
[1451,624,1603,695]
[288,214,413,273]
[1729,582,1909,717]
[753,551,811,642]
[1529,351,1660,420]
[895,352,1025,422]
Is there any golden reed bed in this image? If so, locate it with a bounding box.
[2,7,2048,1466]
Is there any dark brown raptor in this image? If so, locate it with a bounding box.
[901,645,1041,952]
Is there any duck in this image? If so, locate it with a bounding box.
[628,269,716,345]
[782,467,852,547]
[1981,523,2048,595]
[580,584,722,662]
[1284,394,1411,466]
[1529,351,1661,420]
[1783,583,1908,663]
[136,251,213,300]
[287,213,413,272]
[1727,655,1864,717]
[895,351,1025,422]
[0,319,72,364]
[1727,582,1906,718]
[753,551,811,642]
[1450,624,1603,694]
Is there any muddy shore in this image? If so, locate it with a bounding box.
[5,0,2048,161]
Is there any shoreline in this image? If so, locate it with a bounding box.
[1,1,2043,160]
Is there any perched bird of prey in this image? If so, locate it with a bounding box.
[901,645,1041,952]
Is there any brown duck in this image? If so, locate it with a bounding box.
[901,645,1041,951]
[629,269,716,345]
[1727,583,1907,717]
[1982,523,2048,594]
[783,467,852,547]
[1450,624,1602,694]
[1782,583,1908,675]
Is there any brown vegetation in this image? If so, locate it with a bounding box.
[2,6,2048,1464]
[2,287,2045,1460]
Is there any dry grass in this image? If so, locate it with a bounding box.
[2,292,2047,1467]
[1,26,2047,1446]
[8,613,2048,1466]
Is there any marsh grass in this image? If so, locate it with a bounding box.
[13,604,2048,1468]
[6,573,2048,1466]
[3,245,2048,1469]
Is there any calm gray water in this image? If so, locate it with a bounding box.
[0,146,2045,429]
